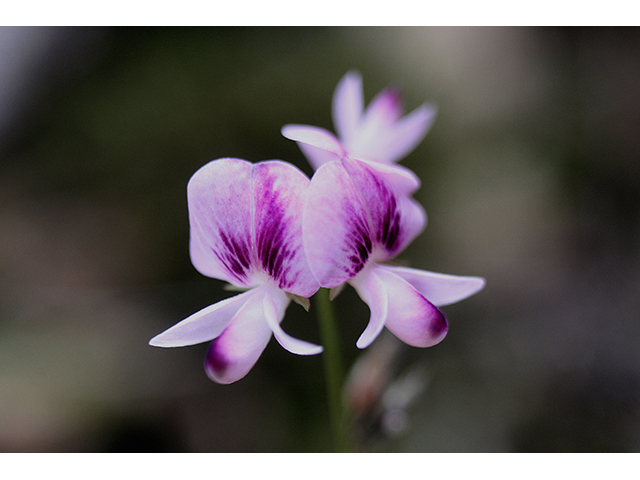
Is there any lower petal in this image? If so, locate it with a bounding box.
[374,265,448,348]
[379,265,485,307]
[349,266,388,349]
[149,288,256,347]
[262,287,323,355]
[204,286,274,384]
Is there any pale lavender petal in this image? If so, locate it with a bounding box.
[332,70,364,143]
[204,286,273,384]
[303,160,373,288]
[262,287,323,355]
[363,87,404,124]
[382,103,437,164]
[188,158,259,287]
[149,288,256,347]
[341,157,426,261]
[379,265,485,307]
[281,124,344,170]
[253,161,320,298]
[349,266,389,349]
[375,266,448,348]
[346,87,403,160]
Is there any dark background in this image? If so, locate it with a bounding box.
[1,26,639,452]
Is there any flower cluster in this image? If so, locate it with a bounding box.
[150,71,485,384]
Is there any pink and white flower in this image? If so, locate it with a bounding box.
[149,158,322,384]
[303,156,485,349]
[282,70,437,170]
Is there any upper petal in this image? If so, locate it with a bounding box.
[378,265,485,307]
[149,288,257,347]
[374,265,448,348]
[341,157,426,261]
[345,87,403,161]
[332,70,364,144]
[252,161,320,298]
[281,124,345,170]
[188,158,259,287]
[382,103,437,164]
[204,285,274,384]
[303,159,374,288]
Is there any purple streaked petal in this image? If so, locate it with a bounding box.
[382,103,437,164]
[303,160,373,287]
[149,288,257,348]
[253,161,320,297]
[332,70,364,143]
[374,266,448,348]
[262,287,323,355]
[341,157,426,260]
[281,124,344,170]
[349,266,388,349]
[378,265,485,307]
[188,158,258,287]
[204,285,274,384]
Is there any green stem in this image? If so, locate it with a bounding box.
[315,287,351,452]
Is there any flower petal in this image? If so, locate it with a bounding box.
[204,286,274,384]
[379,265,485,307]
[341,157,426,260]
[382,103,437,164]
[348,87,404,155]
[349,266,389,349]
[374,266,448,348]
[352,157,421,196]
[303,160,373,287]
[188,158,259,287]
[149,288,256,347]
[262,287,323,355]
[281,125,344,170]
[253,161,320,298]
[332,70,364,143]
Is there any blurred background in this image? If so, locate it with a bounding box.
[1,26,639,452]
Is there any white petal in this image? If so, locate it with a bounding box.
[349,266,389,349]
[149,288,256,347]
[380,265,485,307]
[263,288,323,355]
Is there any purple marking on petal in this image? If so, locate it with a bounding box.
[429,306,448,338]
[255,177,297,289]
[341,197,372,278]
[371,173,401,253]
[204,337,229,377]
[215,231,252,282]
[342,158,405,257]
[252,161,319,296]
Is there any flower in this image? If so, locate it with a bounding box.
[282,70,437,170]
[149,158,322,384]
[303,155,485,349]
